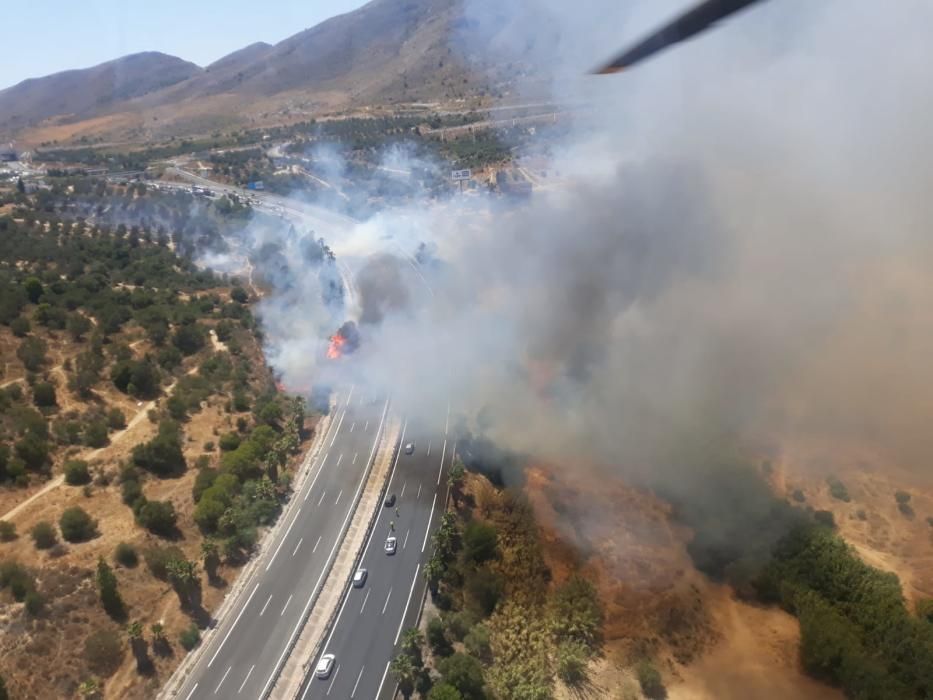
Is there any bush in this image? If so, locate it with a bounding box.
[59,506,97,542]
[24,590,44,616]
[132,421,186,477]
[173,324,206,356]
[30,521,57,549]
[64,459,91,485]
[10,316,30,337]
[179,623,200,650]
[549,574,604,647]
[144,545,185,580]
[895,490,911,505]
[218,432,240,452]
[114,542,139,567]
[0,521,15,542]
[32,381,56,408]
[636,660,665,699]
[107,407,126,430]
[427,616,453,657]
[813,510,836,529]
[17,336,48,371]
[462,521,498,565]
[83,418,109,448]
[84,629,123,676]
[556,640,590,686]
[827,476,851,503]
[898,501,915,518]
[791,488,806,503]
[437,653,485,700]
[463,624,491,661]
[136,499,177,536]
[121,478,143,507]
[428,684,463,700]
[231,286,249,304]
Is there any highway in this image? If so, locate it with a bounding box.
[298,408,455,700]
[176,388,390,700]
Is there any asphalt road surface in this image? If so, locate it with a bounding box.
[177,388,389,700]
[298,407,455,700]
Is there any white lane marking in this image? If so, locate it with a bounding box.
[260,593,273,616]
[422,492,438,553]
[266,506,302,571]
[334,489,343,505]
[330,409,346,447]
[426,440,431,458]
[417,483,422,500]
[351,666,365,698]
[237,664,255,694]
[303,452,329,502]
[207,582,259,667]
[317,490,327,506]
[350,421,355,433]
[353,452,358,465]
[400,481,407,499]
[336,453,343,467]
[281,594,293,616]
[345,384,354,406]
[292,537,303,556]
[446,400,450,435]
[394,565,421,644]
[183,683,198,700]
[214,666,232,694]
[381,588,393,615]
[258,399,390,700]
[403,528,410,549]
[364,420,369,432]
[437,439,447,485]
[326,665,341,695]
[375,662,391,700]
[312,535,322,553]
[359,588,371,614]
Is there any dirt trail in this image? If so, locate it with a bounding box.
[0,366,190,523]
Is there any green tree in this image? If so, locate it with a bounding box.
[0,521,15,542]
[462,521,498,565]
[60,506,97,542]
[96,557,125,619]
[132,421,186,476]
[32,381,57,407]
[428,684,463,700]
[24,589,45,616]
[16,336,48,371]
[556,640,590,686]
[636,661,665,700]
[172,324,205,356]
[400,627,425,667]
[437,654,485,700]
[107,407,126,429]
[179,623,200,650]
[10,316,30,337]
[390,653,418,700]
[136,499,177,536]
[31,520,57,549]
[114,542,139,567]
[548,575,604,648]
[64,459,91,485]
[67,313,92,341]
[231,286,249,304]
[23,276,43,304]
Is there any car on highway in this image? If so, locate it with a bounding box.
[404,442,415,455]
[384,536,397,555]
[384,493,396,508]
[352,568,368,588]
[315,653,336,680]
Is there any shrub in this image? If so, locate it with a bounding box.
[107,407,126,430]
[895,490,911,505]
[427,616,453,657]
[218,432,240,452]
[791,488,806,503]
[437,653,485,700]
[636,660,665,699]
[10,316,30,337]
[121,478,143,507]
[24,590,44,616]
[96,557,125,619]
[814,510,836,529]
[32,382,56,408]
[84,629,123,676]
[462,521,498,565]
[898,501,915,518]
[136,499,177,536]
[82,418,109,448]
[132,421,186,477]
[827,476,851,503]
[463,624,491,661]
[549,574,604,647]
[30,521,57,549]
[179,624,200,650]
[144,545,185,580]
[64,459,91,485]
[59,506,97,542]
[0,521,15,542]
[114,542,138,567]
[556,640,590,685]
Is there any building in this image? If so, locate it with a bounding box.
[0,144,17,162]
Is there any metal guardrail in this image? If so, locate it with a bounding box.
[273,413,401,700]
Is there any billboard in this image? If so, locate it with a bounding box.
[451,169,472,181]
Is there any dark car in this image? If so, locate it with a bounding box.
[384,493,396,508]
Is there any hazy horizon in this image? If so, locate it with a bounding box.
[0,0,367,91]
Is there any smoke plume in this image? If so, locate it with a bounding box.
[256,0,933,484]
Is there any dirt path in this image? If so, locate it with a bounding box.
[0,367,188,523]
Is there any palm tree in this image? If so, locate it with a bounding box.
[126,621,143,640]
[400,628,424,666]
[390,653,417,700]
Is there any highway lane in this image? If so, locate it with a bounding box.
[176,389,390,700]
[298,408,455,700]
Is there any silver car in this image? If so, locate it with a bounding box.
[315,653,335,679]
[384,536,397,555]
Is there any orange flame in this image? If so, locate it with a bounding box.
[327,333,347,360]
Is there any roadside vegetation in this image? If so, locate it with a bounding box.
[391,462,604,699]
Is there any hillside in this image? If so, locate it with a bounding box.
[0,52,202,134]
[0,0,540,145]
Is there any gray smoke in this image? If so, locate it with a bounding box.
[261,0,933,480]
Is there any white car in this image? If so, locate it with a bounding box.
[385,536,397,555]
[315,653,335,679]
[352,568,368,588]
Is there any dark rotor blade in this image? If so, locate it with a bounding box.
[594,0,766,74]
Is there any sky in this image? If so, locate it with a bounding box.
[1,0,367,90]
